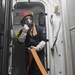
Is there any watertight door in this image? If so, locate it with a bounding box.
[12,2,47,75]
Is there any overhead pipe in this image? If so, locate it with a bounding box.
[28,0,30,2]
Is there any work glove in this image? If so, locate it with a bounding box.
[30,41,46,51]
[22,24,29,33]
[18,24,29,43]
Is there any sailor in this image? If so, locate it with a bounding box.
[18,11,46,75]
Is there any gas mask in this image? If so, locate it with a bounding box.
[21,16,33,27]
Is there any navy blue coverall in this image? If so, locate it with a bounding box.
[18,25,46,75]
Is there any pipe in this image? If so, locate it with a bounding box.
[2,0,12,75]
[28,0,30,2]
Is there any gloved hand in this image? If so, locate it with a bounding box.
[30,41,46,51]
[30,46,39,51]
[18,24,29,43]
[22,24,29,33]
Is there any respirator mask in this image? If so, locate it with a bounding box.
[22,16,33,27]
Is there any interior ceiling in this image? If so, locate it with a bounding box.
[14,2,44,9]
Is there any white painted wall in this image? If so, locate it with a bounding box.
[48,0,66,75]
